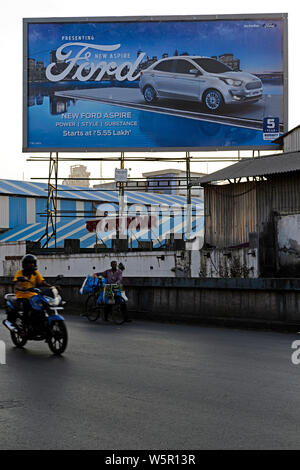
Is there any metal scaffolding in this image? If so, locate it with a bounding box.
[37,152,59,248]
[27,151,249,247]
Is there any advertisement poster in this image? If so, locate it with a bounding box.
[23,15,288,152]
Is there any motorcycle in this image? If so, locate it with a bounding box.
[79,275,128,324]
[3,275,68,355]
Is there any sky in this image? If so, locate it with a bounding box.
[28,19,283,73]
[0,1,299,184]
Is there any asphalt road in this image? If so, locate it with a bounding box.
[56,87,282,130]
[1,312,300,450]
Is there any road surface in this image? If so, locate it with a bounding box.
[56,87,283,131]
[0,312,300,450]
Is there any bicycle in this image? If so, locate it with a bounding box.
[84,283,127,325]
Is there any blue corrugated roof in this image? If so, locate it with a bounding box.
[0,215,204,249]
[0,179,202,207]
[0,179,203,247]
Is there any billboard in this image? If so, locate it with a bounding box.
[23,14,288,152]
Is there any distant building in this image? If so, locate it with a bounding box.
[28,58,36,81]
[28,58,46,82]
[35,61,45,80]
[63,165,91,188]
[274,124,300,153]
[142,169,205,198]
[50,50,64,64]
[219,53,240,71]
[199,146,300,278]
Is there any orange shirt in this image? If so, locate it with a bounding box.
[13,269,45,299]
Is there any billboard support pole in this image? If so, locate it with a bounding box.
[38,152,59,248]
[54,152,58,248]
[186,151,192,236]
[186,152,191,207]
[118,151,125,241]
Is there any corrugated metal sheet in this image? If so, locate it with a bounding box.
[0,179,203,233]
[35,198,48,223]
[283,128,300,153]
[0,196,9,228]
[204,182,257,248]
[199,152,300,184]
[204,171,300,275]
[9,196,27,228]
[0,179,202,207]
[256,173,300,225]
[27,198,36,224]
[84,201,93,218]
[60,199,77,218]
[274,125,300,150]
[0,214,204,249]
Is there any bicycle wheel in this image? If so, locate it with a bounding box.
[112,303,126,325]
[85,295,100,322]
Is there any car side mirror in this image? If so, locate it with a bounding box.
[189,68,201,76]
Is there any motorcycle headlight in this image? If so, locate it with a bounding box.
[221,78,243,87]
[44,296,60,306]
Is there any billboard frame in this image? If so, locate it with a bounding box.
[23,13,288,153]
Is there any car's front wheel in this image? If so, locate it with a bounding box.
[203,89,224,112]
[143,86,157,104]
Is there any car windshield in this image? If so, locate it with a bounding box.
[192,58,232,74]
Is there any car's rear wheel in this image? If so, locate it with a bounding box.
[203,89,224,112]
[143,86,157,103]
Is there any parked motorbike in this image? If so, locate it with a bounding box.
[2,275,68,355]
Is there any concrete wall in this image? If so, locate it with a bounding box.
[0,240,257,280]
[0,241,27,277]
[0,241,191,278]
[276,213,300,276]
[200,247,258,278]
[1,276,300,328]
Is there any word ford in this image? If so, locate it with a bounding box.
[46,42,145,82]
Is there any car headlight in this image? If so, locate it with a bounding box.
[221,78,243,87]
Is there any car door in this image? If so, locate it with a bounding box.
[172,59,202,101]
[152,59,177,98]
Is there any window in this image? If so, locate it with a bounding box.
[175,60,201,75]
[192,58,232,73]
[153,60,176,72]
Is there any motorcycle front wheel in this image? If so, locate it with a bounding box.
[48,320,68,355]
[10,330,27,348]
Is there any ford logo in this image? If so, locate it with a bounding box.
[263,23,277,28]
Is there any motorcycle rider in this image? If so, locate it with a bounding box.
[11,254,50,325]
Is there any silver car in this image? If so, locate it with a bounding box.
[139,56,263,112]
